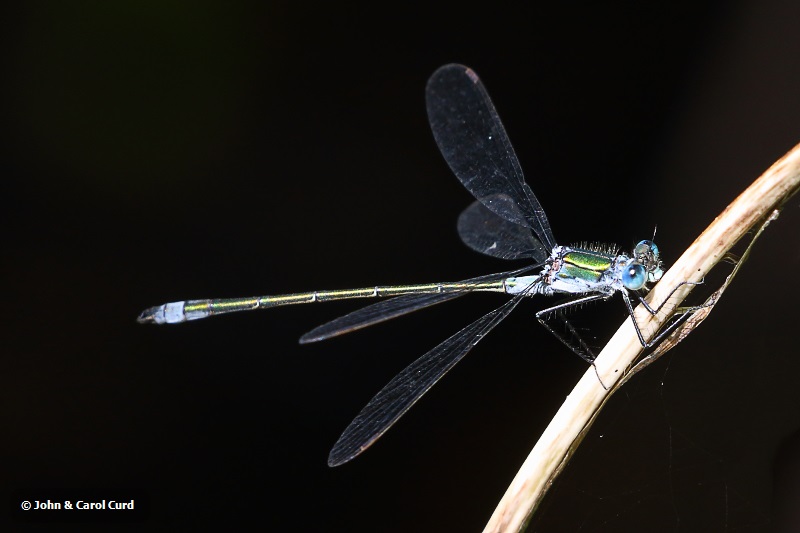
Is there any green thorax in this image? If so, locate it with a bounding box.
[558,246,616,283]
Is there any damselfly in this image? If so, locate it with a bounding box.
[139,64,676,466]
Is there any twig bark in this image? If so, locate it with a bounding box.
[483,142,800,533]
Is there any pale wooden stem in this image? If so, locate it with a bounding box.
[483,142,800,533]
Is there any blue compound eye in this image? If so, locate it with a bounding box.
[622,261,647,290]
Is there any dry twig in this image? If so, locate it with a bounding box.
[484,142,800,533]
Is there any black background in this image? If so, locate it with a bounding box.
[4,2,800,531]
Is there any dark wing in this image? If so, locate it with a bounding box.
[299,292,462,344]
[457,196,549,261]
[327,289,530,466]
[426,64,557,252]
[300,266,539,343]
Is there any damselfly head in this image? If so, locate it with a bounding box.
[633,240,663,283]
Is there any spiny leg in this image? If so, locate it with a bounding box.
[644,298,717,350]
[535,293,613,364]
[637,279,705,316]
[622,279,706,348]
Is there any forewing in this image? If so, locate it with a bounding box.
[426,64,557,251]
